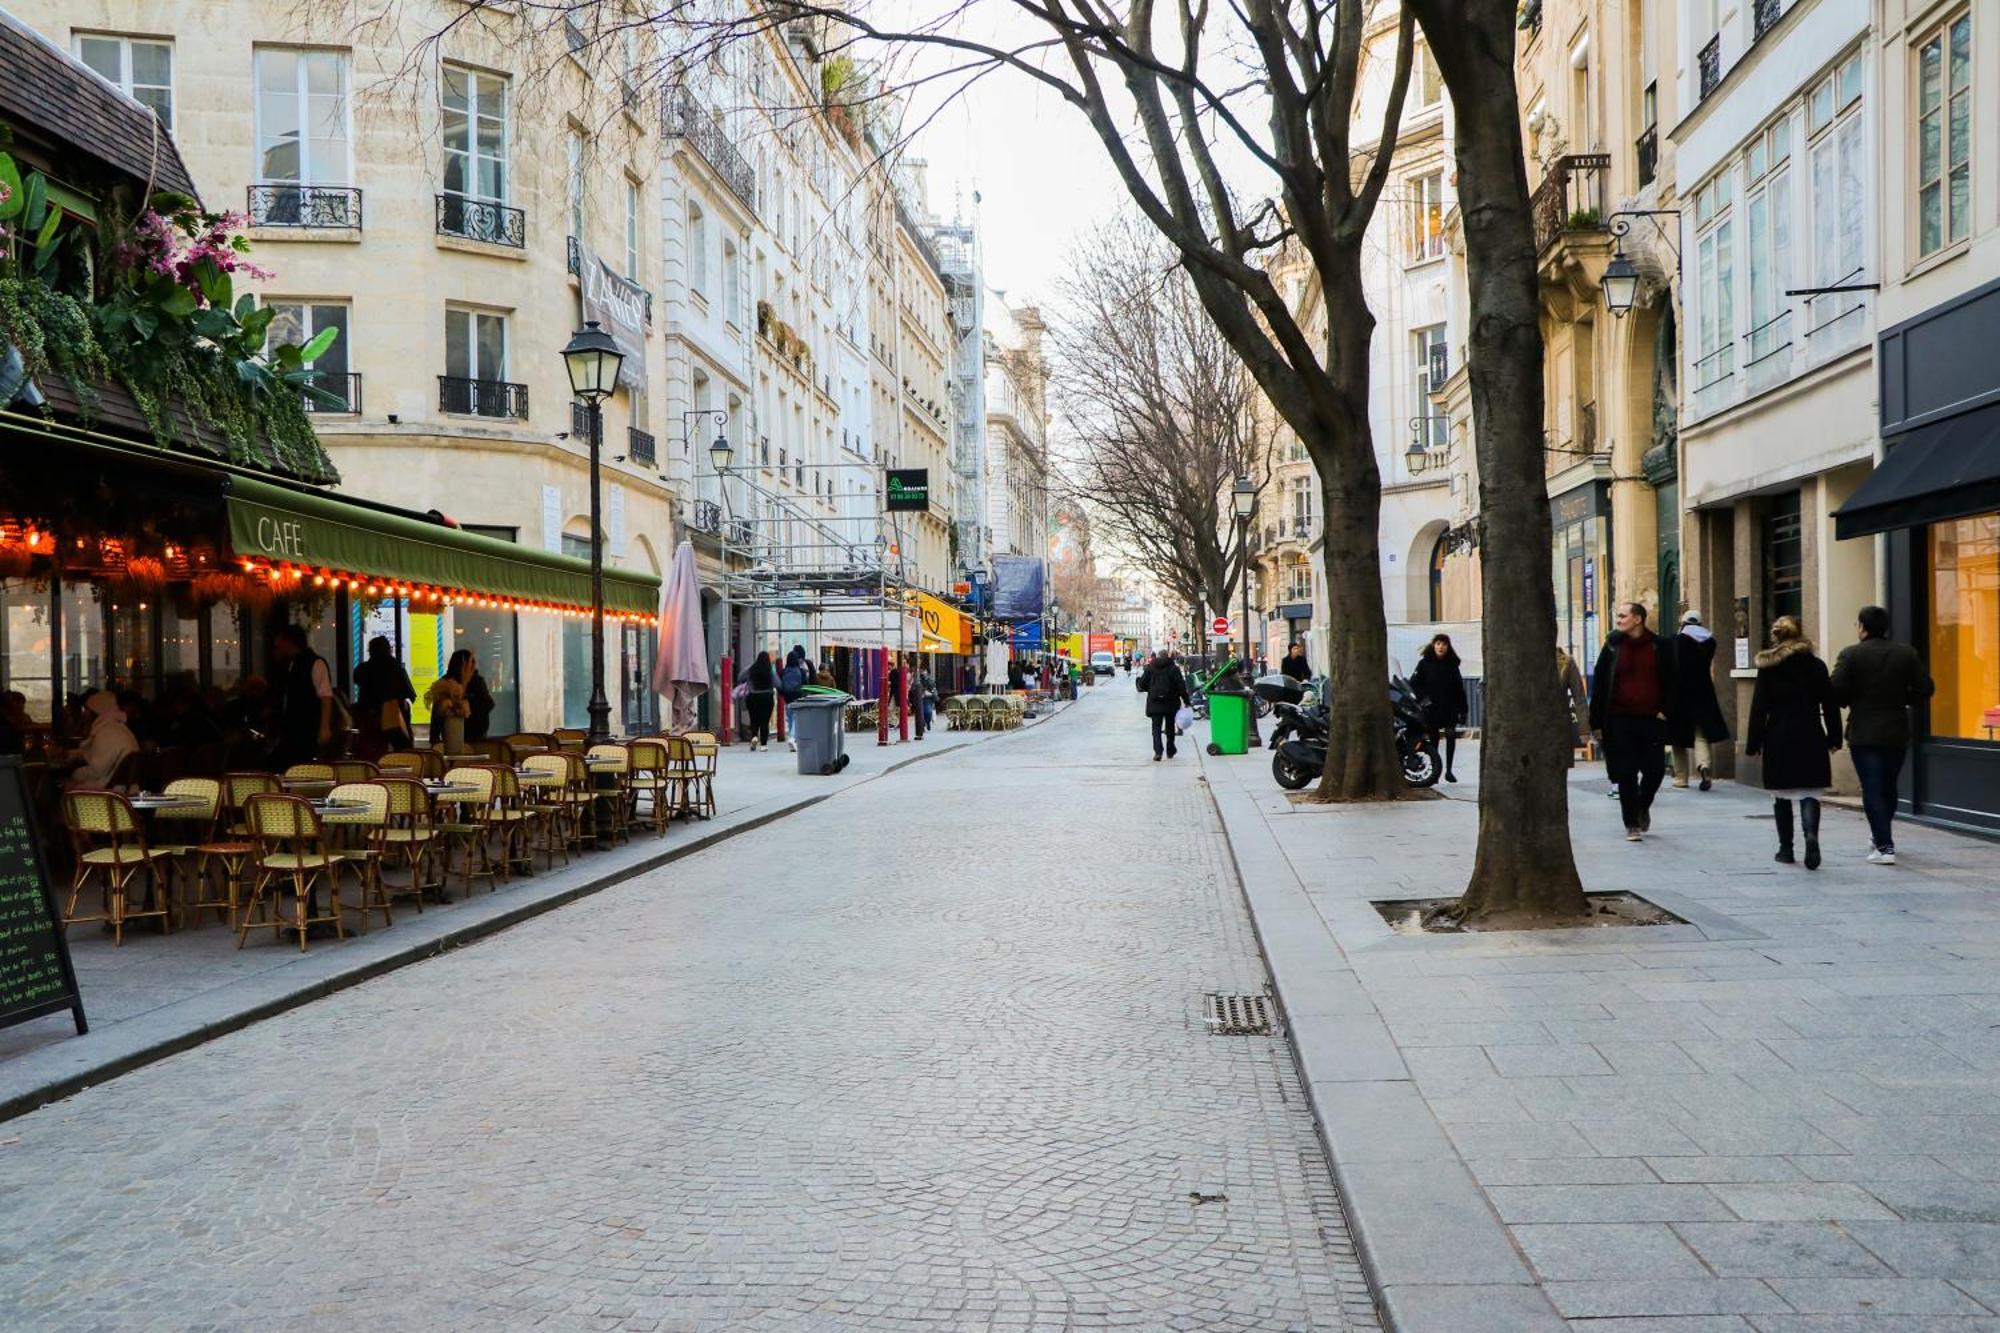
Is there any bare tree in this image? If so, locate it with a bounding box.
[1049,217,1270,654]
[1402,0,1587,924]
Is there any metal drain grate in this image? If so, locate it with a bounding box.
[1204,992,1274,1035]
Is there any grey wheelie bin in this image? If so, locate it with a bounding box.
[787,693,852,775]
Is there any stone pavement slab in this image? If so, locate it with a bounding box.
[1201,732,2000,1330]
[0,711,1062,1121]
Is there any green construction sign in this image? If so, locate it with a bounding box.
[886,468,930,512]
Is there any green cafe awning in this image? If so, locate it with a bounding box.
[224,474,660,615]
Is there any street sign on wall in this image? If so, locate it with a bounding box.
[885,469,930,512]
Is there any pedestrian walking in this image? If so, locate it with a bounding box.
[1829,605,1935,865]
[1557,647,1588,768]
[738,650,777,750]
[1280,642,1312,683]
[1409,634,1468,782]
[1589,602,1680,842]
[1743,616,1841,868]
[353,635,416,759]
[1137,648,1190,761]
[1671,610,1731,790]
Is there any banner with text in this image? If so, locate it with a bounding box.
[577,242,649,391]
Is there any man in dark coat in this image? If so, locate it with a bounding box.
[1671,610,1731,791]
[1830,605,1935,865]
[1136,649,1190,761]
[1280,642,1312,682]
[1589,602,1681,842]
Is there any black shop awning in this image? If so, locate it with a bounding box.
[1835,402,2000,540]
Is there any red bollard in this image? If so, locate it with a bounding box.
[775,690,787,742]
[876,647,890,747]
[718,653,733,746]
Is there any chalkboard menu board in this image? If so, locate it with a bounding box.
[0,757,86,1036]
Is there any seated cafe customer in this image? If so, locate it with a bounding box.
[60,691,138,790]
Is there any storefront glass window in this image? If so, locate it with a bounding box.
[561,534,591,729]
[1929,513,1999,742]
[452,606,520,736]
[620,622,658,733]
[210,604,246,689]
[1,580,54,721]
[162,600,199,696]
[109,596,156,697]
[60,582,106,705]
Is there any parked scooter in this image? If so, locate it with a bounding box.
[1256,674,1441,791]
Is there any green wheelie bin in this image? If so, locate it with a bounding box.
[1206,689,1252,755]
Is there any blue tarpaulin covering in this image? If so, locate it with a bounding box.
[1010,620,1044,651]
[991,555,1045,620]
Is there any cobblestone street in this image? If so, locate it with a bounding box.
[0,690,1377,1332]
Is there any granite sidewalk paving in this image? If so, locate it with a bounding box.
[1,703,1067,1121]
[1202,736,2000,1333]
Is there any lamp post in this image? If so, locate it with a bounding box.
[1232,474,1261,747]
[702,418,733,740]
[561,320,625,745]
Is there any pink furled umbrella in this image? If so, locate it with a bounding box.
[652,539,709,730]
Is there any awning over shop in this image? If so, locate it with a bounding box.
[818,607,919,650]
[907,590,970,654]
[1835,403,2000,541]
[224,475,660,615]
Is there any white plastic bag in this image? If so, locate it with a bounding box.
[1173,705,1195,732]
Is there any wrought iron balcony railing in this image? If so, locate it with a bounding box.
[690,500,722,535]
[1530,153,1610,254]
[1753,0,1784,41]
[570,401,594,440]
[436,192,526,248]
[1636,126,1658,190]
[627,428,656,467]
[301,370,361,415]
[439,375,529,419]
[1698,35,1723,100]
[661,85,756,211]
[248,184,361,229]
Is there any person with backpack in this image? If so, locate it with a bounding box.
[777,648,809,751]
[1137,648,1190,761]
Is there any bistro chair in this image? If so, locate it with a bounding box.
[585,743,632,844]
[223,771,282,835]
[518,754,576,866]
[330,759,380,784]
[683,732,719,820]
[942,696,967,730]
[626,739,674,836]
[156,777,256,930]
[436,766,500,896]
[659,736,702,822]
[377,751,427,778]
[557,750,602,852]
[61,789,174,946]
[552,727,588,747]
[238,793,344,952]
[374,776,438,909]
[504,733,553,759]
[484,764,540,879]
[322,782,393,933]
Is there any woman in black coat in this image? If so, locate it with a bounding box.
[1670,611,1731,790]
[1409,634,1468,782]
[1136,650,1190,762]
[1743,616,1842,869]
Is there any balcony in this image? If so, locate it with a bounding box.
[661,86,757,212]
[436,193,525,248]
[301,370,361,415]
[439,375,529,419]
[1636,125,1658,189]
[1531,153,1610,254]
[248,184,361,230]
[690,500,722,535]
[627,427,656,467]
[1698,35,1722,101]
[1753,0,1784,41]
[570,401,594,440]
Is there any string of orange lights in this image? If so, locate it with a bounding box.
[236,557,657,623]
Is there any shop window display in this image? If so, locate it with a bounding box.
[1929,513,2000,741]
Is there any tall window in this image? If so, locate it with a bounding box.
[1807,52,1865,342]
[566,128,585,240]
[1693,172,1735,399]
[1762,490,1803,626]
[1288,475,1314,537]
[254,49,349,185]
[722,240,740,324]
[1407,171,1444,262]
[1414,43,1442,109]
[1928,512,2000,741]
[1744,118,1792,371]
[1413,324,1447,451]
[1915,11,1972,258]
[445,308,506,382]
[264,301,353,409]
[76,35,173,129]
[688,202,708,295]
[624,178,640,279]
[442,66,507,202]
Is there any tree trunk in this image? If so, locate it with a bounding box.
[1410,1,1589,924]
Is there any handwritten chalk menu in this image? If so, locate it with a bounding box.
[0,758,86,1036]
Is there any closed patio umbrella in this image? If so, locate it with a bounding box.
[652,539,709,730]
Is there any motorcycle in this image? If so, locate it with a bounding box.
[1258,674,1441,791]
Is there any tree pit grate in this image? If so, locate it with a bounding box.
[1204,991,1275,1035]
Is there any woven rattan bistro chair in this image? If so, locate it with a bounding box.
[61,789,174,945]
[374,776,438,908]
[436,766,500,896]
[377,751,427,778]
[238,793,344,952]
[282,762,336,785]
[330,760,380,784]
[585,743,632,844]
[322,781,393,933]
[484,764,540,878]
[683,732,718,819]
[222,771,281,835]
[156,777,256,929]
[626,738,673,837]
[519,754,577,866]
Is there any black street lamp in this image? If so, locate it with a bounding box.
[1231,474,1261,747]
[561,320,626,745]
